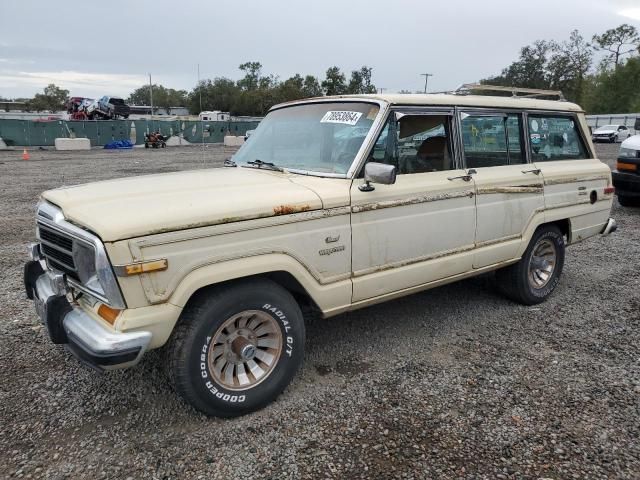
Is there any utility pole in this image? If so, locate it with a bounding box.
[420,73,434,94]
[378,87,386,94]
[197,63,203,114]
[149,73,153,119]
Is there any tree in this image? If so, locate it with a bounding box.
[28,83,69,112]
[484,40,553,90]
[302,75,323,97]
[237,62,263,91]
[548,30,592,104]
[188,77,239,114]
[347,66,377,94]
[274,74,305,104]
[583,56,640,113]
[593,24,640,67]
[482,31,592,103]
[321,66,347,95]
[128,84,188,113]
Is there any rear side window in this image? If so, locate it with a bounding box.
[528,115,588,161]
[460,113,525,168]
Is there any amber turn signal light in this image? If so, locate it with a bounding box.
[116,259,168,276]
[617,161,637,172]
[98,304,121,325]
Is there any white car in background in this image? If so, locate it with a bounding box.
[592,124,632,143]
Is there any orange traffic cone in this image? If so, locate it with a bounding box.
[22,148,30,161]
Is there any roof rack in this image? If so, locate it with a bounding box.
[452,83,566,101]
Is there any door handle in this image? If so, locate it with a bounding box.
[522,169,541,175]
[447,169,476,182]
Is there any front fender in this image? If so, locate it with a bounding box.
[167,253,352,316]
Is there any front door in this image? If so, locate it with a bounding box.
[458,111,545,268]
[350,111,476,302]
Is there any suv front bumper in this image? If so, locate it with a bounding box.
[24,258,151,371]
[612,170,640,197]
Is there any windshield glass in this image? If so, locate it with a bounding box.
[598,125,617,130]
[232,102,380,174]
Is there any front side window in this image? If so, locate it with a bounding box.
[528,115,588,161]
[460,113,525,168]
[232,102,380,174]
[367,114,454,174]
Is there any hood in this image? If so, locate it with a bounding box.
[621,134,640,151]
[42,168,327,242]
[594,127,617,134]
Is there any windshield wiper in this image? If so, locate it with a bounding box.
[244,159,284,172]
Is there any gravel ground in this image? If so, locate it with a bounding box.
[0,143,638,479]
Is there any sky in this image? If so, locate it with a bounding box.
[0,0,639,100]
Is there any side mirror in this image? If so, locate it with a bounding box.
[359,162,397,192]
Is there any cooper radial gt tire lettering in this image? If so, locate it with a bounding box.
[166,278,305,417]
[496,225,565,305]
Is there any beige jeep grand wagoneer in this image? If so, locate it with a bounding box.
[25,92,617,417]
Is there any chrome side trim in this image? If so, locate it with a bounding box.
[351,190,474,214]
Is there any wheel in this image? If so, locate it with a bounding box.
[144,142,149,148]
[618,195,640,207]
[496,225,565,305]
[166,279,305,417]
[611,135,617,143]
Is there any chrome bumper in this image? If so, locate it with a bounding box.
[601,217,618,236]
[25,251,151,371]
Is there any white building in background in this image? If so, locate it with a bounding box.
[199,111,230,121]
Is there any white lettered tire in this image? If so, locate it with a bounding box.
[166,278,305,417]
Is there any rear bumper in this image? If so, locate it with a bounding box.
[612,170,640,197]
[24,258,151,371]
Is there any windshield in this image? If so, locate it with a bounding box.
[232,102,380,175]
[597,125,617,130]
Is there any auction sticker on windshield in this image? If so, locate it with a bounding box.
[321,111,363,126]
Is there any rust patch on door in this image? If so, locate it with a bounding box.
[544,175,609,186]
[352,190,474,214]
[476,185,544,195]
[273,204,311,216]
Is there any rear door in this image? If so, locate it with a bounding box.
[526,113,613,241]
[458,110,545,268]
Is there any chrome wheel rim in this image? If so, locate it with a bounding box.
[528,239,557,289]
[207,310,283,391]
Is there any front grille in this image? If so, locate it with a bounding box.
[37,223,77,277]
[39,228,73,251]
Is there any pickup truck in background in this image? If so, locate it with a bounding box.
[87,96,131,120]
